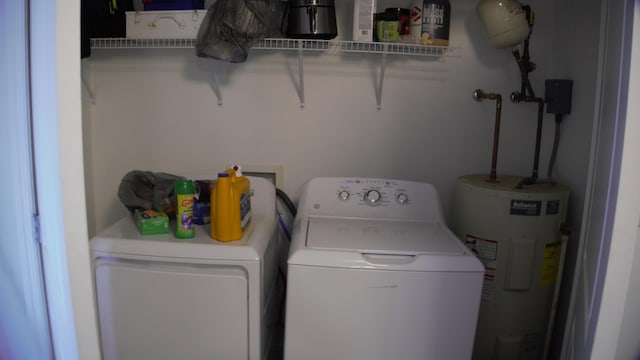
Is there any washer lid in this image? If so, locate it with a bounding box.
[306,217,465,256]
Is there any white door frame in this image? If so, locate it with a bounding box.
[29,0,102,358]
[561,0,639,358]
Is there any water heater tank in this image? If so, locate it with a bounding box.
[452,174,569,360]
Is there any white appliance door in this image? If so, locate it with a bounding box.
[95,258,249,360]
[284,265,482,360]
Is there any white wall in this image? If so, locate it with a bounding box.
[84,0,572,236]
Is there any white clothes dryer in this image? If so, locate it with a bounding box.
[90,177,287,360]
[284,177,485,360]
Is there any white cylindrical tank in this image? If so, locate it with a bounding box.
[452,174,569,360]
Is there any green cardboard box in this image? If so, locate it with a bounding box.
[134,209,169,235]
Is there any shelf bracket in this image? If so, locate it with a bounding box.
[81,72,95,104]
[210,70,223,107]
[297,42,305,109]
[375,46,388,111]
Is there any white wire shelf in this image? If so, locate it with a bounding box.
[87,37,452,110]
[91,38,197,48]
[90,37,450,57]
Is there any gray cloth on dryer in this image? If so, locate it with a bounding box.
[117,170,185,218]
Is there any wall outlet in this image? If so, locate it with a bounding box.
[227,164,284,188]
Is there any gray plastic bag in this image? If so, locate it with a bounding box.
[195,0,287,62]
[117,171,185,218]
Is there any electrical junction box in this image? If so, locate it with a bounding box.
[545,79,573,115]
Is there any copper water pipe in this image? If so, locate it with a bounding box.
[473,89,502,182]
[512,49,537,99]
[509,6,547,188]
[531,97,544,180]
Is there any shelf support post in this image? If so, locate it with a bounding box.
[376,46,388,111]
[297,41,305,109]
[81,59,95,104]
[211,70,223,107]
[82,75,96,104]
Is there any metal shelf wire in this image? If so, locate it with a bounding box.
[90,37,449,57]
[91,38,197,49]
[253,38,332,51]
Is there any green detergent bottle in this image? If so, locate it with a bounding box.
[175,180,195,239]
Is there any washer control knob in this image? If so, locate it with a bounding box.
[364,189,382,206]
[396,193,409,204]
[338,190,350,201]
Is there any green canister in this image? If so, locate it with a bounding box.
[175,180,195,238]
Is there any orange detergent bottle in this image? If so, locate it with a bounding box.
[210,166,252,241]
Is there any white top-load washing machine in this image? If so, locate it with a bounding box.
[90,177,286,360]
[284,177,485,360]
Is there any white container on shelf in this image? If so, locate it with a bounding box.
[126,10,207,39]
[353,0,377,41]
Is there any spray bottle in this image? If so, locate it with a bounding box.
[210,165,251,242]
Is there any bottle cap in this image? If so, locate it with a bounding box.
[174,179,194,193]
[232,165,243,177]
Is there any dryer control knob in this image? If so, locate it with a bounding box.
[364,189,382,206]
[396,193,409,204]
[338,190,350,201]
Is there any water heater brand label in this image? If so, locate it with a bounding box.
[510,200,541,216]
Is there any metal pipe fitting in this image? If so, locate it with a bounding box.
[473,89,503,182]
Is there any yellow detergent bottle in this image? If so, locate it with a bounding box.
[210,166,251,241]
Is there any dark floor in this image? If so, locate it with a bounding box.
[269,325,284,360]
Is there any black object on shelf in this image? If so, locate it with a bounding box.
[82,0,134,58]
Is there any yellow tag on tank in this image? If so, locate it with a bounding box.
[539,241,562,286]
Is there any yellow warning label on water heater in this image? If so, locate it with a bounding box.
[540,241,562,286]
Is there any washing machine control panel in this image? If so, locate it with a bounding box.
[334,179,413,207]
[301,177,442,222]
